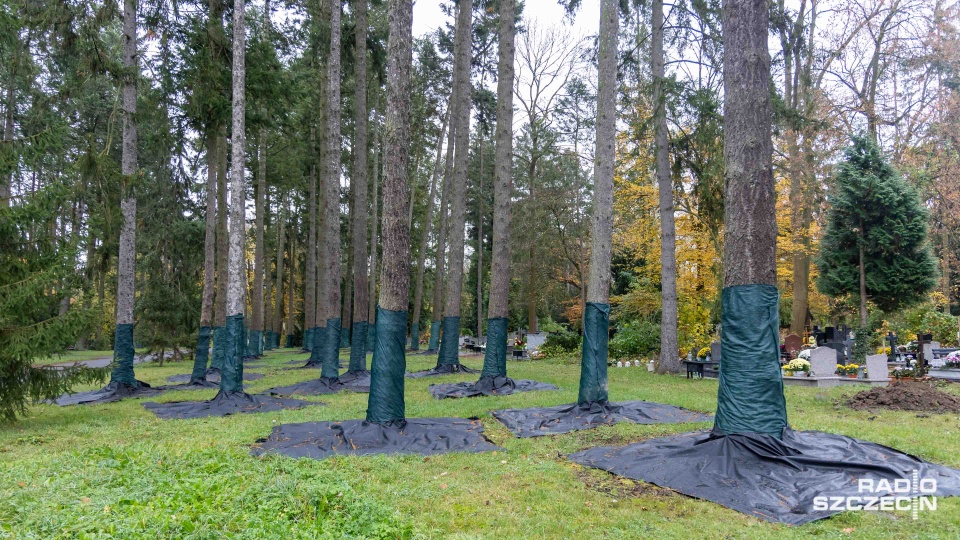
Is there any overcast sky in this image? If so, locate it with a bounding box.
[412,0,602,39]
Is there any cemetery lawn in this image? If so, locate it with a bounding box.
[3,349,960,539]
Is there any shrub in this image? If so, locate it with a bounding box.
[609,319,660,359]
[543,329,581,352]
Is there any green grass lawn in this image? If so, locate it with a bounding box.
[30,348,150,366]
[3,348,960,539]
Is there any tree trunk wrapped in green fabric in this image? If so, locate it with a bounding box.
[577,303,609,404]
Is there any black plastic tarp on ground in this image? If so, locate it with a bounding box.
[429,376,558,399]
[142,390,316,419]
[569,429,960,525]
[166,371,264,384]
[492,400,713,438]
[55,380,164,406]
[251,417,501,459]
[265,374,370,397]
[406,363,479,378]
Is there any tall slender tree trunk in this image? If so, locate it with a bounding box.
[481,0,515,379]
[213,124,228,369]
[436,0,473,368]
[366,0,412,424]
[578,0,617,405]
[304,130,318,349]
[429,109,455,350]
[653,0,679,373]
[859,237,867,327]
[286,214,296,347]
[410,107,449,350]
[476,142,483,340]
[111,0,140,388]
[274,196,286,342]
[349,0,370,369]
[368,122,380,349]
[191,132,219,382]
[221,0,248,394]
[251,129,267,356]
[713,0,786,438]
[319,0,343,379]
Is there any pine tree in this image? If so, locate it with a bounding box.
[816,136,937,325]
[366,0,413,425]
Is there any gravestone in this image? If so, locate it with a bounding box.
[809,347,839,377]
[784,334,803,356]
[885,332,898,362]
[824,342,846,363]
[526,333,546,351]
[710,341,722,364]
[865,354,889,380]
[812,326,825,346]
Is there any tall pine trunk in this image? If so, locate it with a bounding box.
[653,0,679,373]
[304,129,318,348]
[274,196,286,342]
[366,0,412,424]
[221,0,248,394]
[191,132,219,382]
[319,0,343,378]
[410,106,449,350]
[480,0,515,378]
[429,110,455,350]
[111,0,140,388]
[577,0,617,405]
[349,0,370,370]
[436,0,472,368]
[367,122,380,352]
[251,129,267,356]
[286,214,296,347]
[713,0,787,438]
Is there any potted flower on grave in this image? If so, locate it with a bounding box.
[892,367,917,381]
[514,336,526,351]
[785,359,810,377]
[841,363,860,378]
[697,347,710,361]
[945,351,960,370]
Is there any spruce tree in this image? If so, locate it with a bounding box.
[816,136,937,325]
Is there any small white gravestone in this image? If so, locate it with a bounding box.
[809,347,838,377]
[865,354,890,380]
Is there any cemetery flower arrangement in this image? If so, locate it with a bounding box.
[945,350,960,369]
[697,347,710,360]
[892,367,918,379]
[785,359,810,372]
[876,347,891,355]
[514,336,526,349]
[836,363,860,375]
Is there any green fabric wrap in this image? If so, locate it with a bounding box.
[577,302,610,404]
[366,322,376,352]
[249,329,263,358]
[366,307,407,424]
[322,318,341,379]
[285,333,293,348]
[220,313,245,393]
[339,326,350,349]
[437,316,461,366]
[308,326,323,365]
[110,323,138,386]
[350,321,369,371]
[304,327,314,351]
[191,326,212,381]
[714,284,788,438]
[211,326,226,370]
[481,317,508,378]
[428,320,441,350]
[409,320,420,350]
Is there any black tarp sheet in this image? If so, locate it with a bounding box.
[492,400,713,438]
[166,372,264,384]
[251,417,501,459]
[569,429,960,525]
[55,381,164,406]
[406,363,479,378]
[265,374,370,396]
[141,390,316,419]
[429,376,558,399]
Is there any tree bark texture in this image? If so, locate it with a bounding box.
[200,135,218,326]
[226,0,247,318]
[351,0,370,327]
[321,0,343,324]
[116,0,138,327]
[252,129,266,332]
